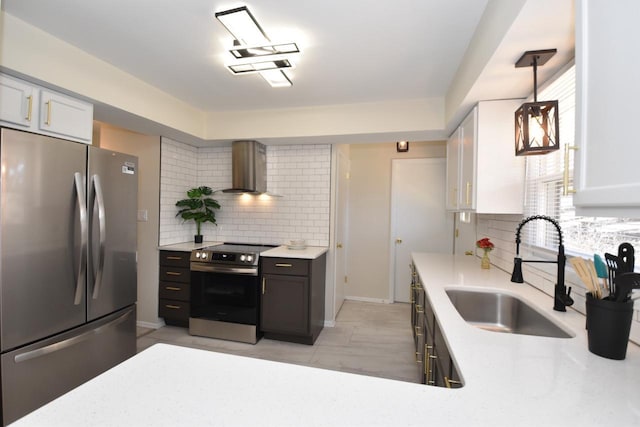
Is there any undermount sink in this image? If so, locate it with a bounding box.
[445,288,573,339]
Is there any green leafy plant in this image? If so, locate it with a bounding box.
[175,186,220,236]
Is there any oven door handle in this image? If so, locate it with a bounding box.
[190,263,258,276]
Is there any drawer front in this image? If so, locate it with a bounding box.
[159,281,190,301]
[159,251,191,268]
[262,258,309,276]
[160,266,190,283]
[158,299,190,322]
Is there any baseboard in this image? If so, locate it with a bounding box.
[323,320,336,328]
[137,320,165,329]
[345,296,393,304]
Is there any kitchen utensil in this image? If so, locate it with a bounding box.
[586,259,603,299]
[604,253,620,298]
[570,257,598,297]
[594,254,609,291]
[617,243,635,273]
[613,272,640,302]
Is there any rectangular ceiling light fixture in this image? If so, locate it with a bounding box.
[215,5,298,88]
[215,6,269,46]
[228,59,293,74]
[259,70,292,88]
[229,43,300,59]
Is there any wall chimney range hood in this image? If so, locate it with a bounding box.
[222,140,267,194]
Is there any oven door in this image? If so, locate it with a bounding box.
[190,266,259,325]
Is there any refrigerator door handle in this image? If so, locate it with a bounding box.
[73,172,87,306]
[91,174,107,300]
[13,309,133,363]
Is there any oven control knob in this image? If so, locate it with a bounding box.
[247,255,253,263]
[201,253,207,260]
[195,252,201,259]
[240,255,246,262]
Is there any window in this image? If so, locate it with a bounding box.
[522,64,640,257]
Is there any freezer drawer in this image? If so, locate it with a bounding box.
[1,305,136,425]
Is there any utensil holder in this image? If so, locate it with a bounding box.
[585,293,634,360]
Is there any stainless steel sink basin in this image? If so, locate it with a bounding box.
[445,288,573,338]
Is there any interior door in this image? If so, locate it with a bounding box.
[87,147,138,320]
[0,128,87,351]
[391,158,453,303]
[333,148,349,317]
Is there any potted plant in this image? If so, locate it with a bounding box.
[175,186,220,243]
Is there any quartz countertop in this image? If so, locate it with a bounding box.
[261,245,328,259]
[157,241,224,252]
[11,254,640,426]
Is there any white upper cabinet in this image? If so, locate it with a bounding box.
[0,74,35,129]
[446,127,461,210]
[38,90,93,143]
[446,100,525,214]
[573,0,640,216]
[0,73,93,144]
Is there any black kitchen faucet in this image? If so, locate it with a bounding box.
[510,215,574,312]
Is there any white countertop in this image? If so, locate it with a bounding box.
[157,241,224,252]
[11,254,640,426]
[261,245,328,259]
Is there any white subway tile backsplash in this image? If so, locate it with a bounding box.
[159,140,331,247]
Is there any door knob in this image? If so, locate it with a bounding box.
[336,243,343,248]
[396,238,402,244]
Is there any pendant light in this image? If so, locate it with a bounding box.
[514,49,560,156]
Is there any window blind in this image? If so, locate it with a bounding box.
[522,65,640,258]
[523,65,576,250]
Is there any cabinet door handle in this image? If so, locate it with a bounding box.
[45,100,52,125]
[444,377,463,389]
[414,325,422,336]
[465,181,472,206]
[275,263,292,268]
[166,256,183,260]
[26,95,33,122]
[415,304,424,314]
[415,351,422,364]
[165,286,181,291]
[424,345,433,376]
[165,304,181,310]
[563,144,578,196]
[165,271,182,276]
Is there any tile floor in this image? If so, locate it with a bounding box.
[137,300,418,383]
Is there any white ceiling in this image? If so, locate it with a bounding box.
[2,0,489,112]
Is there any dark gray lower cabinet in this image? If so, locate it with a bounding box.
[261,254,326,345]
[158,251,191,327]
[411,262,462,388]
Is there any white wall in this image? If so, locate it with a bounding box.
[346,142,446,302]
[475,214,639,345]
[159,140,331,247]
[94,122,161,328]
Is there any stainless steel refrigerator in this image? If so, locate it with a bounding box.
[0,128,138,425]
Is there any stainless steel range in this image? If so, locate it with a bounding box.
[189,243,275,344]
